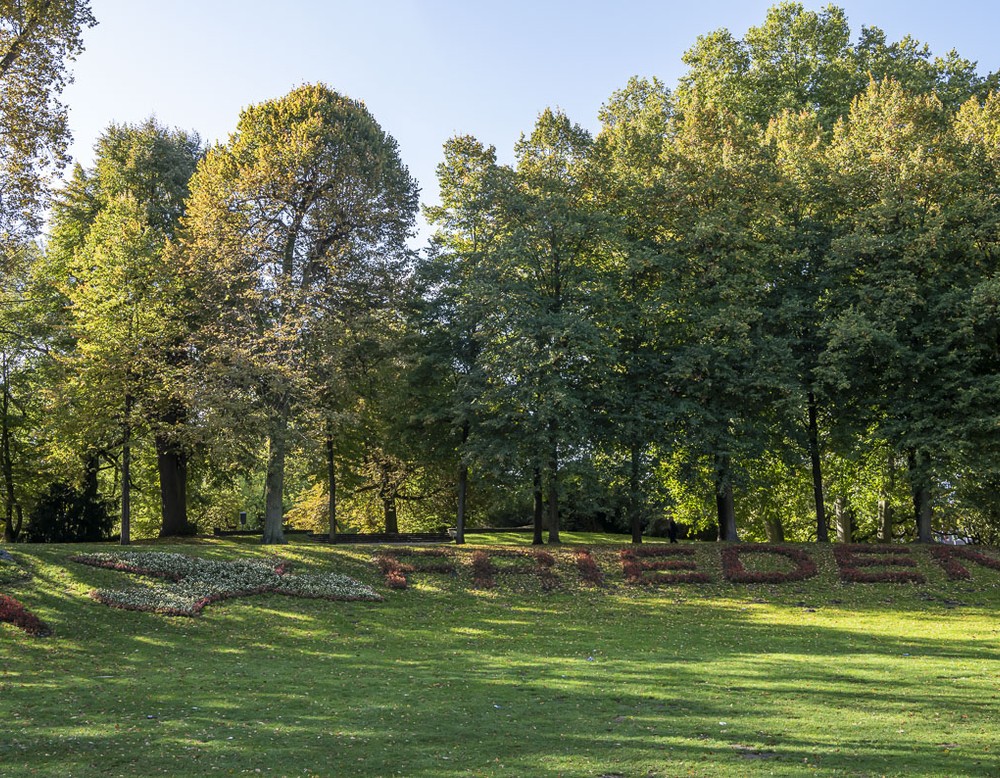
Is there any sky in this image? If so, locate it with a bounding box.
[60,0,1000,241]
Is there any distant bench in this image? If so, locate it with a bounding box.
[308,531,453,545]
[212,528,313,537]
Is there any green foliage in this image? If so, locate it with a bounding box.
[0,0,95,248]
[182,84,419,542]
[24,481,112,542]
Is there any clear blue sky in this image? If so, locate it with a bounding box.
[61,1,1000,239]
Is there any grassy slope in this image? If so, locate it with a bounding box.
[1,534,999,777]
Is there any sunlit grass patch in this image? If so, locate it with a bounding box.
[2,537,999,777]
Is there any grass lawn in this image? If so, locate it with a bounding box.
[2,534,999,777]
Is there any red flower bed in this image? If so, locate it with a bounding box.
[471,549,558,590]
[929,546,1000,580]
[0,593,51,637]
[721,545,818,583]
[374,548,456,590]
[833,544,925,583]
[620,546,711,585]
[574,549,604,586]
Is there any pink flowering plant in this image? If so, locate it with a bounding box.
[71,551,382,616]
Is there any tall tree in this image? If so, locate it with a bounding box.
[419,136,510,543]
[591,77,676,543]
[485,109,605,544]
[182,84,418,544]
[660,97,787,542]
[821,79,993,541]
[46,119,201,540]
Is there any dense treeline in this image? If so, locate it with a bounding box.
[3,2,1000,545]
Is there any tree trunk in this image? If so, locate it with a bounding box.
[456,463,468,545]
[120,394,132,546]
[714,452,738,541]
[907,450,933,543]
[455,421,469,545]
[2,372,19,542]
[807,391,828,542]
[156,436,188,537]
[326,431,337,543]
[877,453,895,542]
[383,495,398,534]
[262,403,288,545]
[764,514,785,543]
[629,443,642,544]
[532,466,544,545]
[834,495,853,543]
[546,436,561,545]
[83,452,100,501]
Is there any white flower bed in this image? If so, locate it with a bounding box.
[71,551,382,616]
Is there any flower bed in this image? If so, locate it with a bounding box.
[929,545,1000,580]
[832,544,925,583]
[620,546,712,585]
[471,549,558,591]
[721,545,818,583]
[373,548,456,590]
[71,551,382,616]
[0,593,50,636]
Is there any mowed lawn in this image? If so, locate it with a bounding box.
[2,535,999,777]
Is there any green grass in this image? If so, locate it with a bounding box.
[2,535,999,777]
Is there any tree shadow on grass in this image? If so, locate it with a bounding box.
[5,582,1000,777]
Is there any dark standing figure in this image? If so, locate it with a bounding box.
[667,518,679,544]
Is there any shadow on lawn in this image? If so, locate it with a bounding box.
[5,583,999,778]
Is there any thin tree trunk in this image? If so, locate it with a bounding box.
[120,394,132,546]
[714,452,738,542]
[456,463,468,545]
[532,466,544,545]
[907,450,933,543]
[807,391,828,542]
[262,403,288,545]
[546,437,561,545]
[2,370,19,542]
[834,495,853,543]
[877,453,895,543]
[326,431,337,543]
[455,421,469,545]
[629,443,642,544]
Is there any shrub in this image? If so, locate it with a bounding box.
[25,482,113,543]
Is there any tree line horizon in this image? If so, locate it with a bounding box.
[3,2,1000,547]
